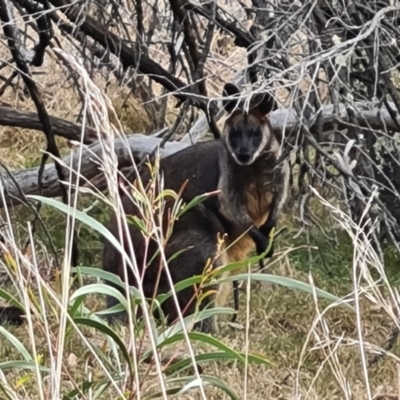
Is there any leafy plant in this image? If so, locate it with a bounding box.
[0,189,350,399]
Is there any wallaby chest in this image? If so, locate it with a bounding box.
[244,181,274,227]
[229,155,279,227]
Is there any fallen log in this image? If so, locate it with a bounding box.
[0,105,99,144]
[0,101,399,208]
[0,134,189,208]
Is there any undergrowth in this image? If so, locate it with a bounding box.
[0,38,399,400]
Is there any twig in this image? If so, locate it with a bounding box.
[0,0,78,268]
[16,0,53,67]
[0,160,59,267]
[44,0,198,105]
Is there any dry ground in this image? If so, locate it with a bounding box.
[2,196,400,399]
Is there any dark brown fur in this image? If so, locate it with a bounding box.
[103,191,226,332]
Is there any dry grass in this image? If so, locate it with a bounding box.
[1,2,400,399]
[3,168,400,399]
[2,221,400,399]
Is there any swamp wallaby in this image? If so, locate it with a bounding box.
[101,82,289,332]
[0,83,288,328]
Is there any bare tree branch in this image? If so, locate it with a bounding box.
[43,0,196,105]
[0,105,98,143]
[2,101,400,208]
[183,1,254,48]
[0,0,77,267]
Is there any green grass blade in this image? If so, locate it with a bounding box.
[27,196,135,272]
[158,331,246,361]
[62,379,114,400]
[70,283,128,310]
[146,323,252,364]
[0,361,51,372]
[0,288,24,310]
[163,351,272,376]
[219,273,354,311]
[72,266,142,299]
[169,375,240,399]
[144,388,184,399]
[157,307,234,345]
[0,327,33,361]
[73,317,133,377]
[176,191,219,218]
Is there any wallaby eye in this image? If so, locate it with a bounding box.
[253,129,262,139]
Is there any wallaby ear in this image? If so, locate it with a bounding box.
[257,92,275,115]
[222,83,241,113]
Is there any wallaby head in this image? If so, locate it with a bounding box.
[221,83,277,166]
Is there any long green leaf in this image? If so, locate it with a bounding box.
[0,361,51,372]
[68,293,85,319]
[143,308,234,360]
[157,331,246,362]
[168,375,239,400]
[27,196,136,273]
[0,288,24,310]
[157,307,235,345]
[163,351,272,376]
[157,257,256,305]
[0,327,32,361]
[145,388,184,399]
[70,284,128,309]
[176,191,219,218]
[72,267,141,299]
[218,273,354,311]
[73,317,133,377]
[156,275,204,304]
[62,379,114,400]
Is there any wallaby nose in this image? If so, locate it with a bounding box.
[237,152,251,164]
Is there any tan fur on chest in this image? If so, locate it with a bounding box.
[226,234,255,263]
[216,235,255,309]
[245,183,274,227]
[222,184,274,263]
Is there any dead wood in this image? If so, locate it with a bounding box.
[0,134,189,208]
[1,100,399,208]
[0,105,98,144]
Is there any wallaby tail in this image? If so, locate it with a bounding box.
[0,306,25,325]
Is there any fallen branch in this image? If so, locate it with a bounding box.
[1,101,400,208]
[0,134,189,208]
[0,105,98,144]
